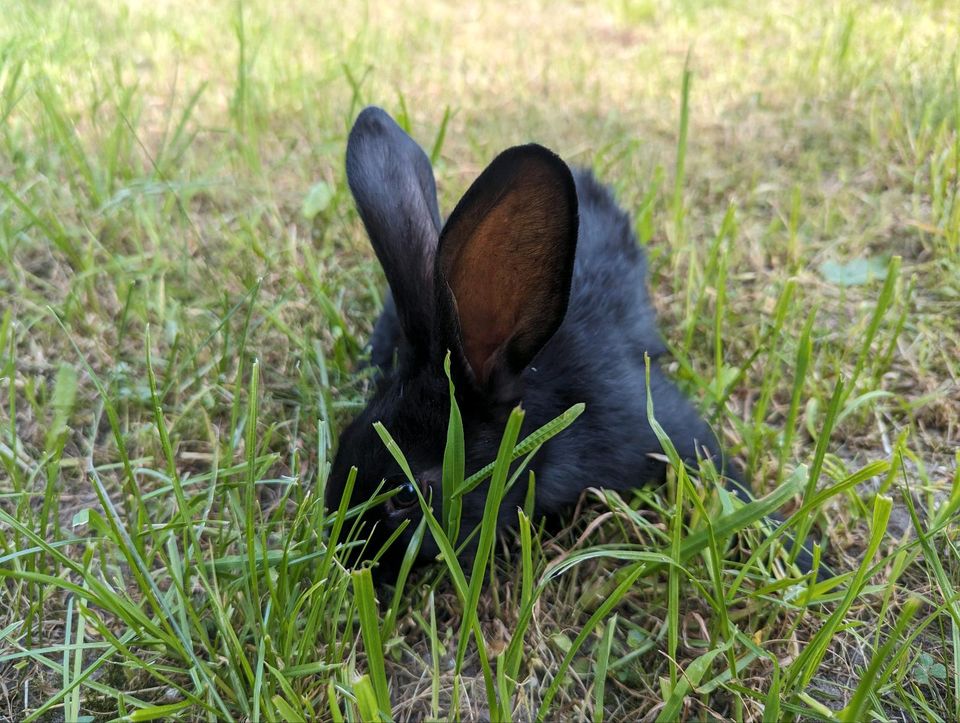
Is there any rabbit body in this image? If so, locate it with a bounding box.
[328,107,730,574]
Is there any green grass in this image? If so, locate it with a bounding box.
[1,0,959,720]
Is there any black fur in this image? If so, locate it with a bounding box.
[329,106,811,580]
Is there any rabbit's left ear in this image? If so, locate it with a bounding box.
[436,144,578,401]
[347,107,442,359]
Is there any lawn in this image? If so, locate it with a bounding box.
[1,0,958,720]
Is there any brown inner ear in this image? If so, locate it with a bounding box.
[445,160,570,383]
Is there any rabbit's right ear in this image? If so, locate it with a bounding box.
[436,145,578,403]
[346,107,442,355]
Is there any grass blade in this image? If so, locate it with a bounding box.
[351,568,392,721]
[442,353,465,540]
[592,615,617,723]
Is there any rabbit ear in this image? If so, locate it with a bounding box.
[347,107,442,355]
[436,144,578,401]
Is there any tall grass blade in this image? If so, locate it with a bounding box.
[351,568,392,721]
[592,614,617,723]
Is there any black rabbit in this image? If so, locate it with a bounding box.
[327,106,808,579]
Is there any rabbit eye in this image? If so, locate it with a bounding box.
[387,477,420,511]
[394,481,419,507]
